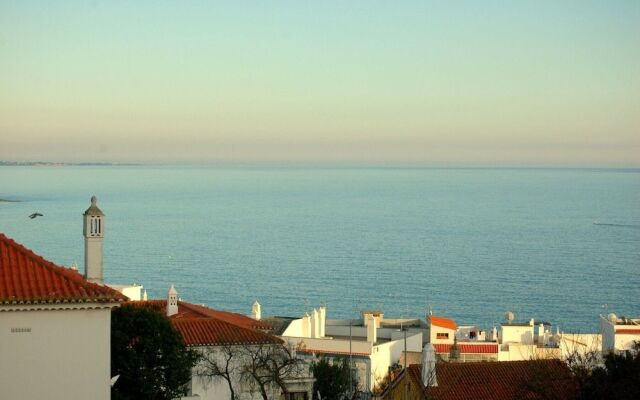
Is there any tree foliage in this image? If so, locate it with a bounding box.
[198,344,241,400]
[197,342,305,400]
[111,304,200,400]
[312,357,356,400]
[577,342,640,400]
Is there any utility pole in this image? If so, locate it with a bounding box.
[403,327,408,400]
[349,317,353,398]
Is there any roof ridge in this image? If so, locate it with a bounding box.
[177,301,216,317]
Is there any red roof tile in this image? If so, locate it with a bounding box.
[429,315,457,331]
[172,318,282,346]
[406,360,577,400]
[129,300,279,346]
[0,233,127,304]
[140,300,272,330]
[434,343,499,354]
[615,329,640,335]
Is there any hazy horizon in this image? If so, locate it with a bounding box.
[1,1,639,166]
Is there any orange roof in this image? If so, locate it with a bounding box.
[139,300,272,330]
[434,343,499,354]
[406,360,577,400]
[172,318,281,346]
[129,300,278,346]
[616,329,640,335]
[0,233,127,304]
[429,315,457,331]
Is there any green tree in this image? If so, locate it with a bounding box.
[312,357,356,400]
[111,304,200,400]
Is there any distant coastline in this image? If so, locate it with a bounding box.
[0,161,140,167]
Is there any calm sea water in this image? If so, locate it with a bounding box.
[1,166,638,332]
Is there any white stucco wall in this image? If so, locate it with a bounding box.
[501,325,534,345]
[0,305,113,400]
[369,333,422,392]
[558,333,602,358]
[429,326,455,344]
[188,345,313,400]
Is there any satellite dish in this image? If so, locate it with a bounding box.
[505,311,515,323]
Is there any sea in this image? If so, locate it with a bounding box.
[1,166,638,332]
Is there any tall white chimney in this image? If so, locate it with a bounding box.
[319,306,326,338]
[366,314,377,343]
[83,195,105,284]
[311,309,320,338]
[538,323,545,345]
[252,301,262,320]
[302,313,311,338]
[421,343,438,387]
[167,285,178,317]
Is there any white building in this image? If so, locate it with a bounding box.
[600,313,640,354]
[135,291,314,400]
[428,313,563,362]
[267,308,424,395]
[0,232,127,400]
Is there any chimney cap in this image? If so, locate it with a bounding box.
[168,284,177,295]
[84,195,104,216]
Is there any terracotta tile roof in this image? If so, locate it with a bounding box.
[434,343,499,354]
[0,233,127,304]
[172,318,282,346]
[406,360,577,400]
[129,300,279,346]
[429,315,457,331]
[140,299,272,330]
[615,329,640,335]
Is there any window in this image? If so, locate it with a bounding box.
[436,332,449,339]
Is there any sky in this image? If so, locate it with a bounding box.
[1,1,639,166]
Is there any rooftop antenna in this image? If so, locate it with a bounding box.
[349,300,361,399]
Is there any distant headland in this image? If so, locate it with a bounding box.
[0,161,140,167]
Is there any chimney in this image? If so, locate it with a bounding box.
[167,285,178,317]
[302,313,311,338]
[538,323,545,345]
[319,306,326,337]
[83,195,105,284]
[311,309,320,338]
[366,314,377,343]
[421,343,438,387]
[252,301,262,320]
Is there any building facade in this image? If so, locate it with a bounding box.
[0,233,126,400]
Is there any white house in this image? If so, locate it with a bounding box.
[0,232,127,400]
[600,313,640,354]
[134,291,314,400]
[267,308,424,395]
[427,313,565,362]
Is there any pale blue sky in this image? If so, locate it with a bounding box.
[1,1,639,165]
